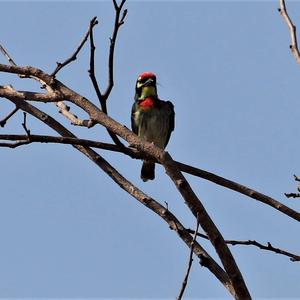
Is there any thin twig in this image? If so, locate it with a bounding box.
[285,192,300,198]
[103,0,127,100]
[21,112,31,137]
[51,17,98,77]
[0,43,93,128]
[294,174,300,183]
[279,0,300,65]
[284,175,300,198]
[0,44,17,66]
[56,101,94,127]
[187,229,300,262]
[88,14,125,147]
[0,106,19,127]
[177,214,200,300]
[88,17,103,107]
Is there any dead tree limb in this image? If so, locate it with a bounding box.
[279,0,300,65]
[0,106,18,127]
[177,214,200,300]
[188,229,300,262]
[51,16,98,77]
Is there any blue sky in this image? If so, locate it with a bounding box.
[1,0,300,298]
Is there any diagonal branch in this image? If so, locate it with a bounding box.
[162,153,251,299]
[0,44,17,66]
[279,0,300,65]
[176,161,300,223]
[0,106,19,127]
[177,214,200,300]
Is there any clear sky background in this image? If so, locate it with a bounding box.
[1,0,300,299]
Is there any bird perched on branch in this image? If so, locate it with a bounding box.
[131,72,175,181]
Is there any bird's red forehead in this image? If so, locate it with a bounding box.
[138,72,156,80]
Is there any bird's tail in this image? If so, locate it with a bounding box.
[141,161,155,182]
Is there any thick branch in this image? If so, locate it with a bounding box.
[0,85,60,102]
[162,153,251,299]
[279,0,300,65]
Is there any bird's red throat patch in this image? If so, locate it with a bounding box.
[139,97,155,109]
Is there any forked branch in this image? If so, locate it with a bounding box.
[51,16,98,77]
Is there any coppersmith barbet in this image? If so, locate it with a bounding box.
[131,72,175,181]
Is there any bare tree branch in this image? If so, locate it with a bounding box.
[162,153,251,299]
[279,0,300,65]
[0,106,18,127]
[187,229,300,262]
[1,94,236,298]
[0,85,60,102]
[285,175,300,198]
[0,47,92,128]
[176,161,300,223]
[177,214,200,300]
[293,174,300,183]
[0,78,299,225]
[285,192,300,199]
[88,17,124,147]
[21,112,31,137]
[0,43,17,66]
[103,0,127,100]
[56,101,94,127]
[0,63,250,299]
[51,16,98,77]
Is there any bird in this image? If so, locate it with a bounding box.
[131,72,175,181]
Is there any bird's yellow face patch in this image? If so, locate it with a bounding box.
[140,86,156,99]
[136,78,144,89]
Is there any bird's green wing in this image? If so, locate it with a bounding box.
[164,100,175,148]
[131,102,139,135]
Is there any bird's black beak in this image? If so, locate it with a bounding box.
[143,78,155,87]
